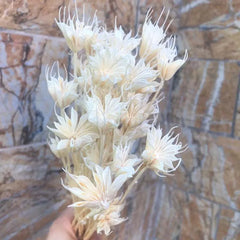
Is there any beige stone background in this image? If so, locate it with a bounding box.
[0,0,240,239]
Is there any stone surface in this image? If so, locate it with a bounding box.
[156,185,219,240]
[0,0,65,36]
[0,0,140,36]
[165,128,240,210]
[73,0,137,32]
[137,0,180,34]
[170,60,239,134]
[179,0,229,27]
[119,180,240,240]
[216,207,240,240]
[0,142,69,240]
[178,27,240,60]
[109,183,221,240]
[0,31,68,148]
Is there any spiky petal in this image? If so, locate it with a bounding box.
[157,37,188,81]
[48,108,98,151]
[142,126,184,175]
[62,165,128,209]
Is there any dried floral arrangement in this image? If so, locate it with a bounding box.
[46,4,187,240]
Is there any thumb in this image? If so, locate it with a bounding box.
[47,208,77,240]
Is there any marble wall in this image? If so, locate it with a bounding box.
[0,0,239,239]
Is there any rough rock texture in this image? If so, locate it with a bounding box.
[0,0,240,240]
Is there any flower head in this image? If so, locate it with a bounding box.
[76,63,93,91]
[139,9,167,63]
[121,94,159,128]
[88,48,133,85]
[83,93,127,128]
[95,204,126,235]
[124,59,159,93]
[56,6,99,53]
[62,165,128,209]
[46,65,78,108]
[48,136,68,158]
[114,121,151,145]
[107,25,140,53]
[48,108,98,151]
[157,37,188,81]
[111,144,141,177]
[142,126,184,175]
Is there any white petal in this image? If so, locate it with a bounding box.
[164,59,186,81]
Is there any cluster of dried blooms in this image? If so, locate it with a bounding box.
[47,5,187,240]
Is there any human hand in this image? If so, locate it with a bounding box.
[47,208,100,240]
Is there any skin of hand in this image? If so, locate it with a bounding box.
[47,208,101,240]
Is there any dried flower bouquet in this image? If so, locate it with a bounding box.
[47,5,187,240]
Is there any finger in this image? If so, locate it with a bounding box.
[59,208,74,222]
[47,208,77,240]
[89,232,102,240]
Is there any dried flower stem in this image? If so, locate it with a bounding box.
[60,108,64,115]
[84,225,97,240]
[149,79,163,106]
[120,165,147,204]
[99,127,106,165]
[73,52,78,79]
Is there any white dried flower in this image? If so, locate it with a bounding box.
[114,121,151,146]
[83,144,100,165]
[47,5,187,238]
[124,59,159,93]
[77,65,92,90]
[48,108,98,151]
[95,204,126,235]
[56,6,99,53]
[88,48,134,85]
[83,93,127,128]
[142,126,184,175]
[46,65,78,108]
[157,37,188,81]
[48,136,62,158]
[139,9,167,63]
[107,25,140,53]
[121,94,158,128]
[111,144,141,177]
[62,165,128,209]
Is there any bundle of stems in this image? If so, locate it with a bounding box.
[47,4,187,240]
